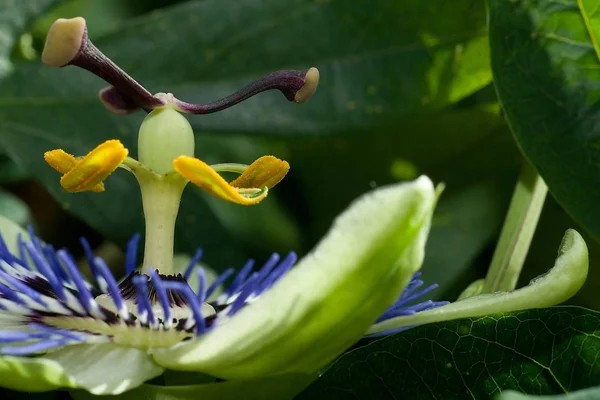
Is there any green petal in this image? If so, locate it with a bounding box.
[70,373,318,400]
[0,354,76,392]
[0,344,163,394]
[368,229,588,335]
[153,176,437,379]
[44,343,164,395]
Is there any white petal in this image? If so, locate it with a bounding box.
[0,343,162,393]
[43,343,163,394]
[153,176,437,378]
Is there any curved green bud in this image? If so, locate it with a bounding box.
[368,229,588,335]
[138,107,194,175]
[152,176,438,379]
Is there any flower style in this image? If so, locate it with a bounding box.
[41,16,315,204]
[40,16,318,276]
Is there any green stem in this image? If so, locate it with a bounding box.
[136,174,186,275]
[482,162,548,292]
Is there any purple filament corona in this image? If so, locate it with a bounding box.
[0,230,446,355]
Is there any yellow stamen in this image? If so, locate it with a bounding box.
[173,156,276,205]
[60,140,127,193]
[229,155,290,189]
[44,140,127,193]
[44,149,105,192]
[44,149,77,174]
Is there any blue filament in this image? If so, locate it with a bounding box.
[149,270,172,328]
[94,257,129,319]
[79,237,99,278]
[196,267,206,302]
[183,249,204,280]
[132,274,155,326]
[205,268,234,300]
[161,280,207,335]
[58,249,96,314]
[125,233,141,275]
[25,242,66,301]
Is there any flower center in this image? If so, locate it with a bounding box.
[34,271,218,349]
[0,234,298,356]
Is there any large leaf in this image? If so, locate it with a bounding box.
[420,183,505,299]
[91,0,490,136]
[0,0,62,77]
[299,307,600,399]
[279,104,516,296]
[488,0,600,243]
[286,104,515,239]
[0,0,492,267]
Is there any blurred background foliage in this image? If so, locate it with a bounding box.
[0,0,598,312]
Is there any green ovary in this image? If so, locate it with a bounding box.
[138,107,195,175]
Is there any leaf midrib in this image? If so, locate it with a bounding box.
[576,0,600,63]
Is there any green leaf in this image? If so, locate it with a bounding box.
[488,0,600,245]
[299,306,600,399]
[31,0,142,41]
[499,386,600,400]
[286,104,515,239]
[280,104,516,297]
[71,373,318,400]
[0,154,29,183]
[0,0,492,265]
[91,0,490,137]
[0,0,62,78]
[152,177,437,379]
[420,183,505,299]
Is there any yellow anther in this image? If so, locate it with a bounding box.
[44,140,127,193]
[173,156,280,205]
[229,156,290,190]
[44,149,105,192]
[44,149,77,174]
[60,140,127,193]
